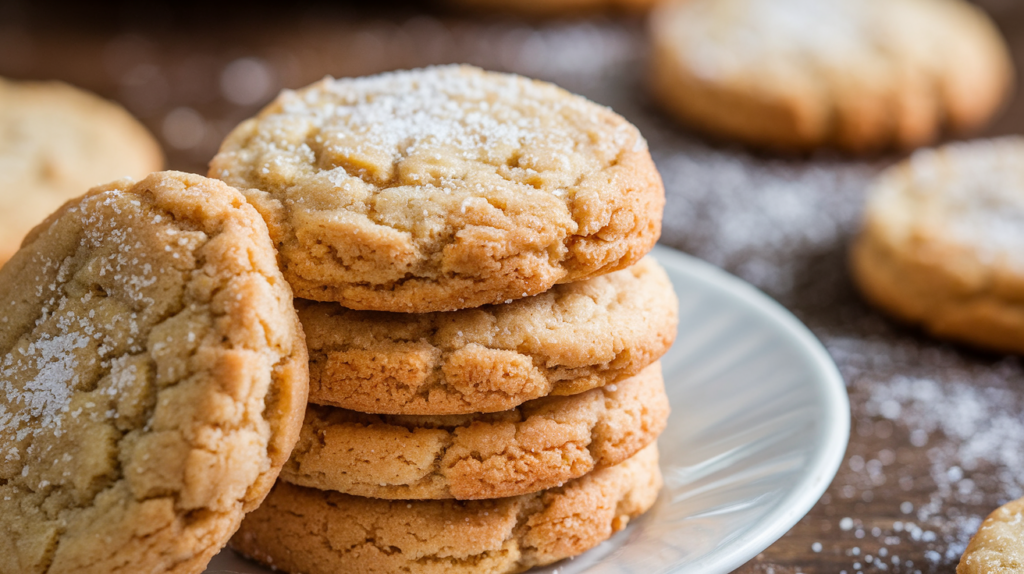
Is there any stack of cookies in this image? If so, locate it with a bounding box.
[209,65,676,573]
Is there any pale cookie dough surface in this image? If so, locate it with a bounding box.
[301,256,677,415]
[852,137,1024,354]
[0,172,309,574]
[650,0,1013,153]
[210,65,664,312]
[234,444,661,574]
[0,79,163,266]
[959,497,1024,573]
[281,362,667,500]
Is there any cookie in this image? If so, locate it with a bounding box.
[210,65,664,312]
[233,444,661,574]
[650,0,1013,153]
[851,138,1024,354]
[446,0,657,17]
[282,362,666,500]
[958,497,1024,573]
[302,255,676,415]
[0,172,309,574]
[0,78,164,266]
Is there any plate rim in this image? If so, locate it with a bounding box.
[651,244,850,574]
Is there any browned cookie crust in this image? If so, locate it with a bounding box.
[851,138,1024,354]
[958,497,1024,573]
[650,0,1013,153]
[0,172,308,574]
[232,445,662,574]
[210,65,664,312]
[281,362,666,500]
[301,256,677,415]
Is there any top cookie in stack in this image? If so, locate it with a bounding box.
[210,65,665,313]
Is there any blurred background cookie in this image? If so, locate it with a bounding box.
[649,0,1014,153]
[211,65,664,313]
[851,137,1024,354]
[0,79,163,265]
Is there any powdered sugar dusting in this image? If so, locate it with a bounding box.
[0,182,195,487]
[656,144,876,300]
[0,331,90,442]
[268,65,641,187]
[892,138,1024,269]
[822,335,1024,572]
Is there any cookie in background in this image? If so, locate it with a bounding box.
[649,0,1013,153]
[0,79,164,265]
[851,137,1024,354]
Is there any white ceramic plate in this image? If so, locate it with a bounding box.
[205,245,850,574]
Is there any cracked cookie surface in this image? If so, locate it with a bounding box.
[851,138,1024,354]
[210,65,664,312]
[301,256,677,415]
[959,497,1024,574]
[281,362,666,500]
[0,172,309,574]
[233,444,661,574]
[650,0,1012,153]
[0,78,163,266]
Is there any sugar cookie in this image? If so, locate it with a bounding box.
[211,65,663,312]
[0,172,308,574]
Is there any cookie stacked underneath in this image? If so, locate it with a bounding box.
[210,65,674,573]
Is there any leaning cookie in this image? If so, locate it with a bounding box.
[233,444,661,574]
[958,497,1024,573]
[0,172,308,574]
[851,138,1024,354]
[0,78,164,265]
[210,65,664,312]
[282,362,666,500]
[650,0,1013,153]
[302,256,677,415]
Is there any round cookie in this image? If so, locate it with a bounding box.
[958,497,1024,573]
[446,0,657,17]
[0,79,164,265]
[851,138,1024,354]
[233,444,661,574]
[282,362,667,500]
[649,0,1013,153]
[0,172,309,574]
[210,65,664,312]
[302,255,677,415]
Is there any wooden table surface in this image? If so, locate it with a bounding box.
[4,1,1024,572]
